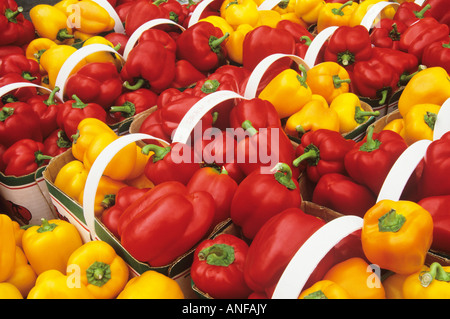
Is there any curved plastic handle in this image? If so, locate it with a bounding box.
[82,133,169,240]
[257,0,283,10]
[172,90,246,144]
[360,1,400,30]
[433,98,450,141]
[414,0,426,5]
[188,0,215,27]
[123,18,185,60]
[243,53,311,99]
[0,82,55,98]
[91,0,125,34]
[376,139,431,203]
[272,215,364,299]
[303,26,338,68]
[54,43,125,101]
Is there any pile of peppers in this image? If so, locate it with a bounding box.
[0,0,450,300]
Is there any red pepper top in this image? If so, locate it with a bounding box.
[3,138,52,176]
[0,0,36,46]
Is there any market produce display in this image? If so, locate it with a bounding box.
[0,0,450,300]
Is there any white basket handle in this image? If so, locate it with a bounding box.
[172,90,246,144]
[54,43,125,101]
[91,0,125,34]
[0,82,57,99]
[257,0,283,10]
[433,97,450,141]
[243,53,311,99]
[123,18,186,61]
[414,0,426,5]
[303,26,338,69]
[188,0,215,27]
[82,133,169,240]
[272,215,364,299]
[360,1,400,31]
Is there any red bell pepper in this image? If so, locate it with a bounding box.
[3,139,52,176]
[243,207,334,296]
[138,108,172,144]
[27,86,61,139]
[124,0,170,36]
[344,126,408,196]
[369,18,408,51]
[0,45,24,58]
[187,166,238,226]
[393,1,432,26]
[109,88,158,122]
[422,39,450,75]
[324,25,373,71]
[191,233,252,299]
[56,95,107,141]
[0,102,43,148]
[101,186,150,239]
[351,58,400,105]
[0,54,41,84]
[121,29,176,93]
[229,97,282,132]
[159,0,186,27]
[0,73,37,103]
[213,64,251,95]
[418,195,450,254]
[399,17,449,62]
[293,129,356,183]
[142,142,201,185]
[417,131,450,199]
[104,32,129,55]
[176,21,229,73]
[170,59,206,90]
[115,1,135,22]
[312,173,377,218]
[181,0,220,29]
[120,181,215,267]
[275,19,314,59]
[230,163,302,239]
[65,62,123,110]
[43,129,71,157]
[422,0,450,29]
[236,121,298,179]
[0,0,35,46]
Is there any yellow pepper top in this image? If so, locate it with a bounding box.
[220,0,260,29]
[29,4,74,43]
[294,0,326,25]
[317,0,359,33]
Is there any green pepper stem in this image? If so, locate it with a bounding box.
[0,107,14,122]
[141,144,171,162]
[359,125,381,152]
[201,79,220,93]
[110,101,136,117]
[399,64,427,84]
[242,120,258,136]
[338,51,354,66]
[300,35,312,46]
[303,290,328,299]
[424,111,437,130]
[101,194,116,209]
[71,95,87,109]
[414,4,431,19]
[35,152,53,166]
[123,78,145,91]
[198,243,235,267]
[378,89,388,105]
[56,28,74,41]
[5,7,23,22]
[86,261,111,287]
[389,23,400,41]
[56,130,71,148]
[293,144,320,167]
[332,75,351,88]
[209,32,230,53]
[354,106,380,124]
[22,72,37,82]
[331,0,353,16]
[45,87,60,106]
[37,218,57,233]
[419,262,450,288]
[153,0,168,6]
[378,209,406,233]
[272,162,297,190]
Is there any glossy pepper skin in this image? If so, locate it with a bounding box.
[220,0,260,29]
[399,17,449,62]
[120,182,215,267]
[43,129,71,157]
[418,195,450,254]
[53,160,88,201]
[191,234,252,299]
[422,39,450,75]
[422,0,450,29]
[393,1,431,27]
[294,0,325,25]
[22,218,83,275]
[29,4,74,43]
[176,21,229,73]
[66,240,129,299]
[293,129,356,183]
[65,62,124,110]
[361,199,434,275]
[229,97,281,131]
[312,173,377,217]
[0,0,36,46]
[124,0,170,36]
[317,0,359,33]
[403,262,450,299]
[0,54,41,84]
[243,207,333,297]
[403,103,440,145]
[6,246,37,298]
[324,25,373,71]
[3,139,52,177]
[370,18,408,51]
[27,87,62,139]
[109,88,158,122]
[0,214,16,282]
[299,280,350,299]
[344,126,408,195]
[230,163,302,239]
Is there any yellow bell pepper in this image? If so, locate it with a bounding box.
[226,23,253,65]
[54,160,89,201]
[402,262,450,299]
[0,214,16,282]
[280,12,307,27]
[383,118,405,138]
[12,220,24,248]
[398,67,450,117]
[66,240,129,299]
[258,65,313,119]
[317,0,359,33]
[55,0,115,35]
[6,246,37,298]
[78,175,128,217]
[256,10,282,28]
[348,0,385,27]
[330,92,380,134]
[117,270,184,299]
[199,15,234,37]
[25,38,58,75]
[126,146,152,181]
[403,103,441,145]
[299,279,351,299]
[82,36,123,68]
[22,218,83,275]
[220,0,260,29]
[40,44,87,89]
[125,173,155,189]
[29,4,74,43]
[306,61,351,104]
[253,0,295,15]
[0,282,23,299]
[27,269,95,299]
[294,0,326,25]
[285,98,340,136]
[383,272,410,299]
[361,199,434,275]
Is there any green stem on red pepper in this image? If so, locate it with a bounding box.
[110,101,136,118]
[331,0,353,16]
[209,33,230,55]
[201,79,220,94]
[101,194,116,209]
[354,106,380,124]
[399,64,427,84]
[35,151,53,166]
[300,35,312,46]
[419,262,450,288]
[141,144,171,162]
[123,78,146,91]
[0,107,14,122]
[57,130,71,149]
[44,87,60,106]
[71,95,88,109]
[337,50,354,66]
[293,144,320,167]
[5,7,23,23]
[242,120,258,136]
[272,162,297,190]
[359,125,381,152]
[388,23,401,42]
[21,71,37,82]
[414,4,431,19]
[198,243,235,267]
